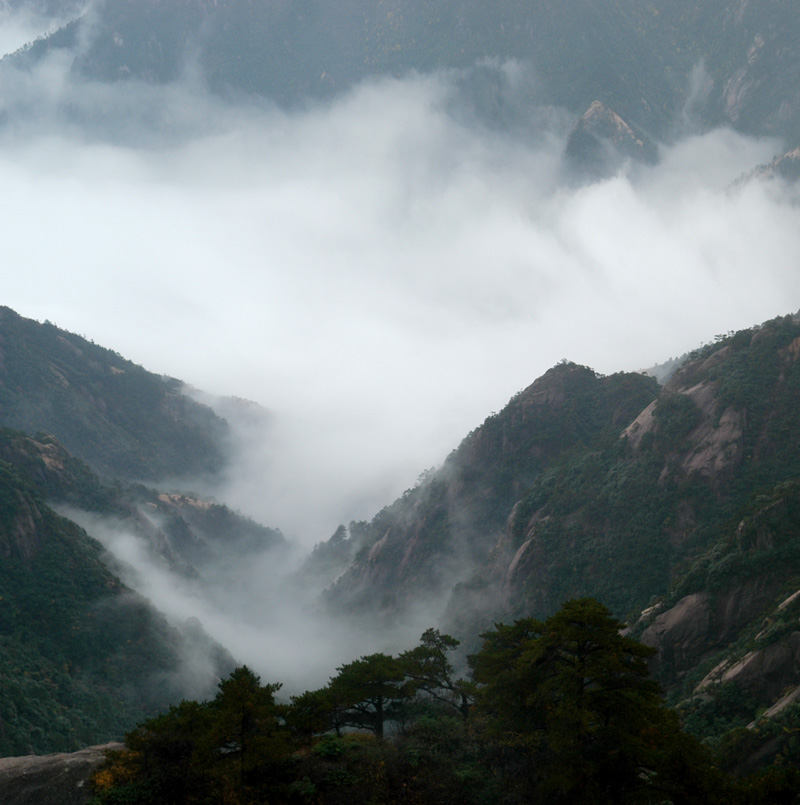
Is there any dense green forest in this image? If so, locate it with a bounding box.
[88,599,798,805]
[0,455,213,755]
[0,428,253,755]
[0,306,228,482]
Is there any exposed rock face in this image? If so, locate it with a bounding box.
[641,580,778,685]
[677,383,742,483]
[623,367,743,488]
[641,593,714,680]
[697,633,800,706]
[565,100,656,176]
[620,400,657,451]
[716,7,800,138]
[0,744,119,805]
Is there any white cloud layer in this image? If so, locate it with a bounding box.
[62,506,435,694]
[1,54,799,551]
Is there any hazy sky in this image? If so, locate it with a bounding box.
[0,3,59,55]
[2,23,800,549]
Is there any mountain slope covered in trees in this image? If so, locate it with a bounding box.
[5,302,800,782]
[0,307,228,482]
[8,0,800,156]
[316,313,800,748]
[0,431,235,756]
[0,312,287,756]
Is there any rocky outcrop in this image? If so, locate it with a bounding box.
[623,368,744,488]
[565,100,656,176]
[0,743,120,805]
[641,593,714,680]
[620,400,657,451]
[676,383,742,482]
[697,633,800,706]
[641,579,778,685]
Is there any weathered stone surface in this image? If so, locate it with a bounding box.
[722,633,800,702]
[621,400,657,451]
[0,743,120,805]
[642,580,777,684]
[641,593,713,680]
[678,384,742,483]
[622,376,743,486]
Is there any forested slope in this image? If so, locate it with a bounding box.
[0,307,228,482]
[0,436,234,755]
[320,314,800,653]
[10,0,800,150]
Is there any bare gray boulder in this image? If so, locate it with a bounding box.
[0,743,121,805]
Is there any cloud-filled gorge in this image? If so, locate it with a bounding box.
[3,31,800,690]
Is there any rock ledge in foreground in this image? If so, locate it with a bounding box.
[0,742,122,805]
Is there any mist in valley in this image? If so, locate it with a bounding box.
[4,1,800,694]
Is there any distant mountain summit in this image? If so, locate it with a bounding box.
[565,100,658,176]
[9,0,800,155]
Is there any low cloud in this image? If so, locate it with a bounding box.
[63,506,432,694]
[1,52,798,555]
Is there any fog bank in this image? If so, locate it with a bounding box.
[1,54,799,548]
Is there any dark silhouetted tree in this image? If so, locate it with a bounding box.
[328,653,409,740]
[470,598,730,804]
[400,628,474,721]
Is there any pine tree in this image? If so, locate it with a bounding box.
[470,598,730,804]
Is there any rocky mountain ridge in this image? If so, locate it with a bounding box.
[316,311,800,751]
[7,1,800,171]
[323,363,659,621]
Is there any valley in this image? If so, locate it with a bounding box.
[2,1,800,801]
